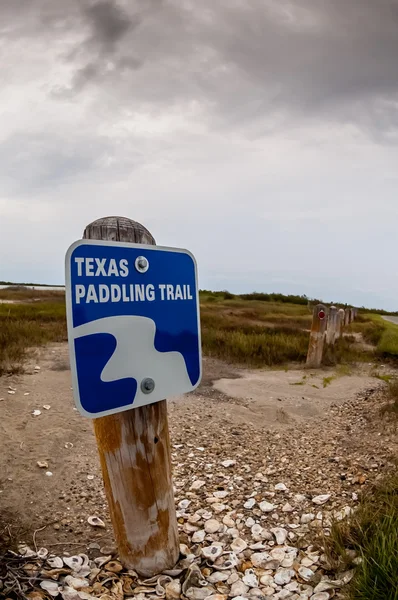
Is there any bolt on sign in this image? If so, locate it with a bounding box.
[65,240,202,417]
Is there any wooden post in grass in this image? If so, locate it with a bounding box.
[306,304,328,367]
[326,306,338,345]
[337,309,345,338]
[345,308,351,327]
[351,307,356,322]
[83,216,179,577]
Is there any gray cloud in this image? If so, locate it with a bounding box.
[1,1,398,308]
[2,0,398,133]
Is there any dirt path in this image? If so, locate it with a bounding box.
[383,315,398,325]
[1,344,397,598]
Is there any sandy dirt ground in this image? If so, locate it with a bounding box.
[0,343,397,558]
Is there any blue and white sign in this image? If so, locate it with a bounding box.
[65,240,201,418]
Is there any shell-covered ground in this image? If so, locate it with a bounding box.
[1,344,397,599]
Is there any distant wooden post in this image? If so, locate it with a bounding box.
[83,216,179,577]
[337,309,345,338]
[306,304,328,367]
[326,306,338,345]
[350,307,356,322]
[345,308,351,326]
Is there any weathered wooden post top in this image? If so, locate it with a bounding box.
[306,303,328,367]
[326,305,338,345]
[65,216,202,576]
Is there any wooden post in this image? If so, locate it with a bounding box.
[350,307,356,322]
[306,304,328,367]
[326,306,338,345]
[344,308,351,327]
[83,216,179,577]
[337,309,345,339]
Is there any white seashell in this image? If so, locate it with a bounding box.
[178,499,191,510]
[227,572,239,585]
[8,386,16,391]
[37,461,48,468]
[222,516,235,529]
[251,552,271,568]
[45,471,53,477]
[87,475,94,480]
[314,581,335,593]
[202,510,213,520]
[205,519,221,534]
[192,529,206,543]
[212,552,238,570]
[64,442,74,449]
[270,547,286,561]
[294,494,307,503]
[301,513,315,524]
[60,587,93,600]
[94,555,112,567]
[274,568,294,585]
[259,574,274,586]
[259,501,275,513]
[285,581,300,592]
[184,522,199,533]
[185,586,215,600]
[249,542,265,550]
[242,569,259,588]
[281,555,295,568]
[40,580,60,596]
[37,547,48,559]
[245,517,255,528]
[24,392,30,396]
[18,544,36,557]
[165,580,182,600]
[213,491,229,499]
[43,405,51,410]
[312,494,331,505]
[64,556,83,570]
[221,460,236,468]
[244,498,256,509]
[8,391,16,395]
[202,544,224,560]
[230,538,247,553]
[32,410,41,416]
[282,502,294,512]
[248,589,265,598]
[274,483,288,492]
[207,571,229,584]
[87,516,105,528]
[230,580,249,597]
[298,566,315,582]
[47,556,64,569]
[250,519,264,537]
[213,503,227,514]
[188,512,202,524]
[64,575,89,590]
[190,480,206,490]
[270,527,288,545]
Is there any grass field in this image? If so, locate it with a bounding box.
[0,288,66,375]
[326,473,398,599]
[1,287,398,375]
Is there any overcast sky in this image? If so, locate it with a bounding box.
[1,0,398,309]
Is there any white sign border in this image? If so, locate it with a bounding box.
[65,239,202,418]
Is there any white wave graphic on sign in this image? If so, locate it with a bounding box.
[73,315,192,407]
